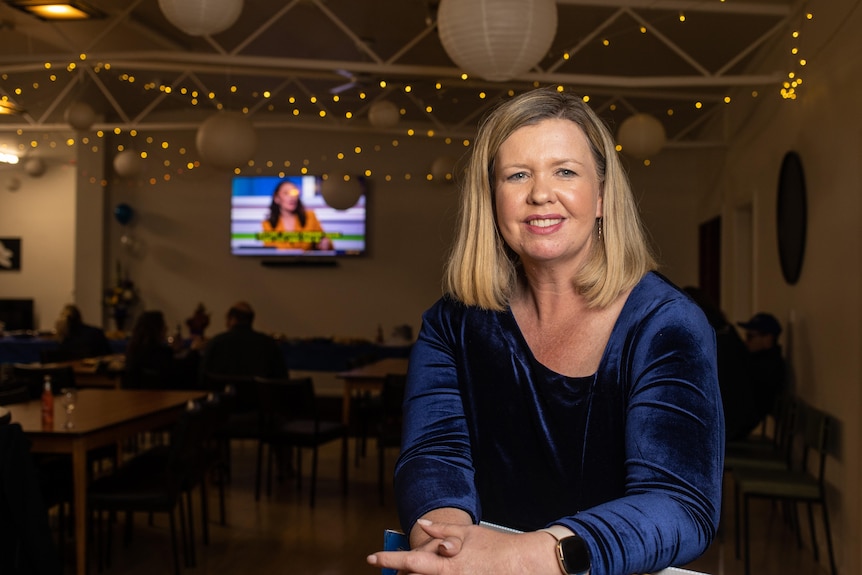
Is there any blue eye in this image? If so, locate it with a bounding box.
[507,172,527,181]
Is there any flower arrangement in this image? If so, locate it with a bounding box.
[185,302,211,337]
[104,261,138,331]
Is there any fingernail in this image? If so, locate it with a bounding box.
[366,555,378,565]
[440,540,454,551]
[417,518,432,526]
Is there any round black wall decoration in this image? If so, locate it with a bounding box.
[776,151,807,285]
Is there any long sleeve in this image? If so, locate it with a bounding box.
[393,273,724,575]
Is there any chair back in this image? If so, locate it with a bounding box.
[10,364,75,398]
[795,403,831,485]
[255,376,319,433]
[0,384,30,406]
[202,373,259,414]
[164,401,209,483]
[379,373,406,449]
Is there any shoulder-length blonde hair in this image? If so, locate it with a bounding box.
[443,87,656,310]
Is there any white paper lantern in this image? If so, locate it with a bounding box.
[437,0,557,82]
[24,158,46,177]
[196,111,258,170]
[321,175,363,210]
[430,155,457,183]
[114,149,143,178]
[617,113,667,159]
[65,101,97,131]
[368,100,400,129]
[158,0,243,36]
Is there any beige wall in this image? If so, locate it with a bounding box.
[705,1,862,571]
[0,163,77,328]
[2,1,860,571]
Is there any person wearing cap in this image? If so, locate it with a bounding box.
[737,312,787,426]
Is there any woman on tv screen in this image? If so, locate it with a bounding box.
[261,180,334,251]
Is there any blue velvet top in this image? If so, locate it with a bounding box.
[394,272,724,575]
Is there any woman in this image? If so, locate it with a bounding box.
[261,180,333,250]
[367,88,723,575]
[124,310,199,390]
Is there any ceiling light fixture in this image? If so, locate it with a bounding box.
[0,99,25,115]
[6,1,104,21]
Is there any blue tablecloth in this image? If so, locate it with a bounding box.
[0,336,127,364]
[0,335,410,371]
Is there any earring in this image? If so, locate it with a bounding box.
[597,218,603,241]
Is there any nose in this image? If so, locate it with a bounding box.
[527,174,555,204]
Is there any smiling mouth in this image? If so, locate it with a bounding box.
[528,218,563,228]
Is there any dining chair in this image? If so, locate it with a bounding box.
[345,352,381,466]
[0,383,30,406]
[201,372,262,482]
[254,376,348,507]
[87,401,207,575]
[0,421,63,575]
[10,363,76,398]
[732,401,836,575]
[720,393,799,542]
[376,373,406,505]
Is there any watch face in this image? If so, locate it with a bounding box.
[559,536,591,574]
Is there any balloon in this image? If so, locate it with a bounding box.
[114,203,135,225]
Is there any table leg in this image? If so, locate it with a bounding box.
[72,441,88,575]
[342,379,354,425]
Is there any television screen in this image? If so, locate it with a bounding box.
[230,175,367,258]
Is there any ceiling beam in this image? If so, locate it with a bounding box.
[555,0,791,16]
[0,51,782,90]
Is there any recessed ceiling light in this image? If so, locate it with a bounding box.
[6,1,104,21]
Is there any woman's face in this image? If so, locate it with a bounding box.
[275,182,300,213]
[493,118,603,271]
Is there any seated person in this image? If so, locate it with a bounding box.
[124,310,200,390]
[684,287,761,442]
[52,304,112,361]
[737,312,788,426]
[260,179,334,251]
[198,301,287,385]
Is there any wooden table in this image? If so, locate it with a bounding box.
[66,354,126,388]
[7,388,205,575]
[335,357,409,425]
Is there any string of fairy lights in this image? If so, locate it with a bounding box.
[0,5,814,185]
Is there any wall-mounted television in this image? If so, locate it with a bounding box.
[230,175,367,259]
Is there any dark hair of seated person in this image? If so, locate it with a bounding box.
[124,310,198,389]
[52,304,112,361]
[227,304,254,327]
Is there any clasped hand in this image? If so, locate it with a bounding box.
[366,519,557,575]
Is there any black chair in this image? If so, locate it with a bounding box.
[193,392,230,541]
[0,422,63,575]
[732,401,837,575]
[87,401,207,575]
[10,364,76,398]
[255,376,348,507]
[725,392,797,468]
[376,373,406,505]
[347,353,380,466]
[201,373,262,483]
[0,383,30,406]
[719,393,798,543]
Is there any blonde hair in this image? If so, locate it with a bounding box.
[443,87,656,310]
